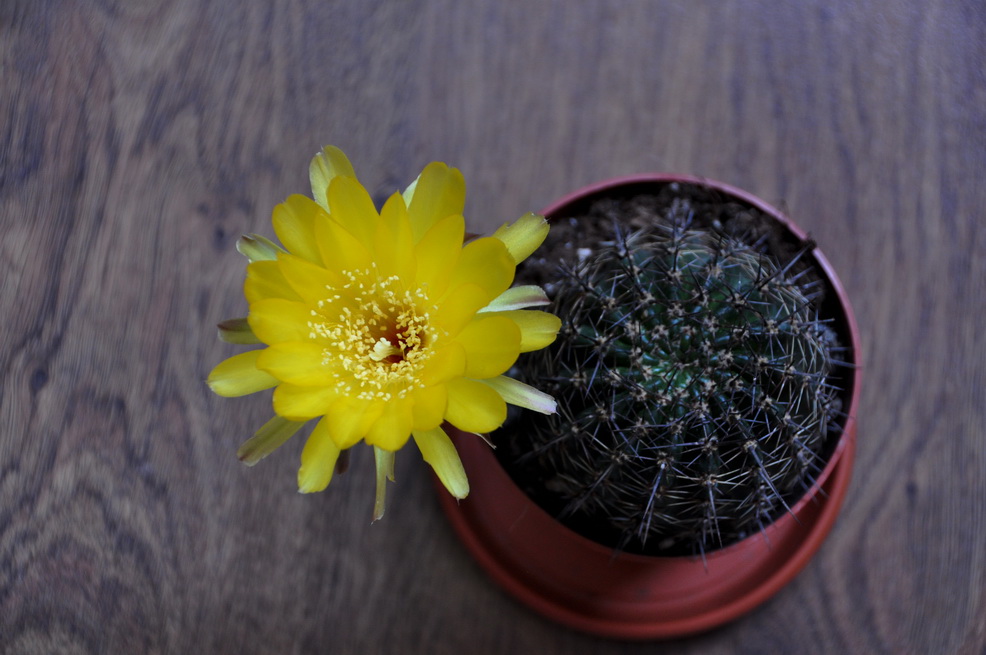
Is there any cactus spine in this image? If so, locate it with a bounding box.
[512,215,843,555]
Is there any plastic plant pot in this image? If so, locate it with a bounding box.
[436,175,861,640]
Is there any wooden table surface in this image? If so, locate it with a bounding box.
[3,2,984,653]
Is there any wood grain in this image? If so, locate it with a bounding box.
[2,1,984,653]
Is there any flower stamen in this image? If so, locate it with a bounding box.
[309,268,437,402]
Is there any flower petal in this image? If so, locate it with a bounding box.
[272,383,335,421]
[447,237,515,302]
[413,427,469,499]
[405,162,466,242]
[310,146,357,211]
[418,342,466,386]
[410,384,448,432]
[327,175,378,249]
[492,212,549,264]
[454,315,521,378]
[429,283,489,336]
[480,376,557,415]
[217,317,261,345]
[272,194,326,264]
[298,417,342,493]
[245,260,303,303]
[373,447,396,521]
[237,234,284,263]
[364,397,414,451]
[414,214,465,297]
[326,396,384,449]
[276,252,346,307]
[248,299,314,344]
[445,377,507,433]
[314,208,373,273]
[237,415,305,466]
[478,285,551,312]
[373,192,415,281]
[401,174,419,207]
[497,310,561,352]
[256,342,332,386]
[208,350,278,397]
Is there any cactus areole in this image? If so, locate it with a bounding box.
[435,175,859,639]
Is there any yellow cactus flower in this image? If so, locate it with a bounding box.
[209,146,560,519]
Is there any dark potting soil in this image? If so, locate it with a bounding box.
[496,180,853,557]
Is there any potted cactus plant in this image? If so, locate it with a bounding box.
[436,175,860,639]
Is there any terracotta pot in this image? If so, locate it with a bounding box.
[436,175,861,640]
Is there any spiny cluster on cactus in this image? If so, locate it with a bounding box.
[511,210,844,555]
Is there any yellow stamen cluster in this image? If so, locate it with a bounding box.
[309,267,437,402]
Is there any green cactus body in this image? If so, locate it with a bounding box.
[515,221,841,555]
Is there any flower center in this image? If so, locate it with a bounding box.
[309,268,436,402]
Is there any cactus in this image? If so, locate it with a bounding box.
[509,210,844,556]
